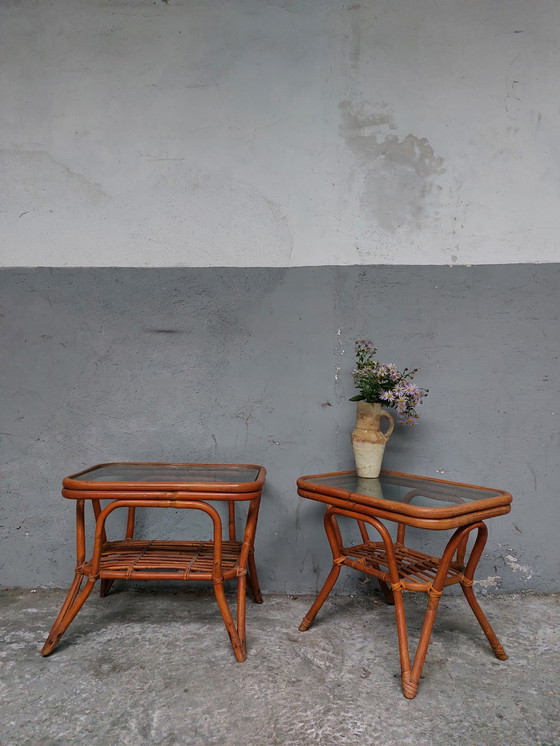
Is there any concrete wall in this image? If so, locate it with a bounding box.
[2,0,560,266]
[1,267,559,592]
[1,1,559,593]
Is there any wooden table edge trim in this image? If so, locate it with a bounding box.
[62,488,264,501]
[297,470,512,520]
[63,462,267,493]
[297,488,511,530]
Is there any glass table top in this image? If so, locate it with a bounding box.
[69,463,262,485]
[299,471,507,509]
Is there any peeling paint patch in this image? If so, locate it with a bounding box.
[335,327,345,359]
[339,101,445,232]
[504,554,533,580]
[474,576,501,590]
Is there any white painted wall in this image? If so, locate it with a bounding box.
[1,0,559,267]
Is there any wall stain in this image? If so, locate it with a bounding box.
[143,328,185,334]
[261,194,294,265]
[0,149,109,210]
[339,101,445,231]
[349,10,361,70]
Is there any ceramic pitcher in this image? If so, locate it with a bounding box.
[351,401,395,478]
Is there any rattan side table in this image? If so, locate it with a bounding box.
[42,462,266,662]
[297,469,512,699]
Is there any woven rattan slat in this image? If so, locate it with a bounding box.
[343,541,464,587]
[87,539,243,581]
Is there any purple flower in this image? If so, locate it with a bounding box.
[350,339,428,425]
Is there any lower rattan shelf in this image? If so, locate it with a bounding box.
[83,539,243,581]
[342,541,465,588]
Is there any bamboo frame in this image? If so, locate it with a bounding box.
[42,463,266,662]
[298,470,511,699]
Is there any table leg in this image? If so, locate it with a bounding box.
[299,562,342,631]
[90,499,114,598]
[388,524,481,698]
[99,579,115,597]
[460,522,508,660]
[358,519,394,604]
[247,550,263,604]
[41,575,96,656]
[299,506,347,630]
[397,522,508,698]
[42,499,131,654]
[188,501,247,662]
[213,578,246,662]
[461,584,508,660]
[396,585,442,698]
[224,496,264,657]
[237,571,247,650]
[100,506,136,597]
[42,499,97,655]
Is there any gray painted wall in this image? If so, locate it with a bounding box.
[1,267,558,593]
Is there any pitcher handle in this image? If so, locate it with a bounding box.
[380,410,395,441]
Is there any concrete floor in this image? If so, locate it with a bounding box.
[1,587,558,746]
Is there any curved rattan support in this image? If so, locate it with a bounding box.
[230,494,263,651]
[41,573,96,656]
[42,500,92,656]
[336,507,400,605]
[401,521,508,697]
[394,523,483,698]
[299,506,402,632]
[246,549,262,604]
[356,518,394,603]
[458,522,508,660]
[97,503,138,597]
